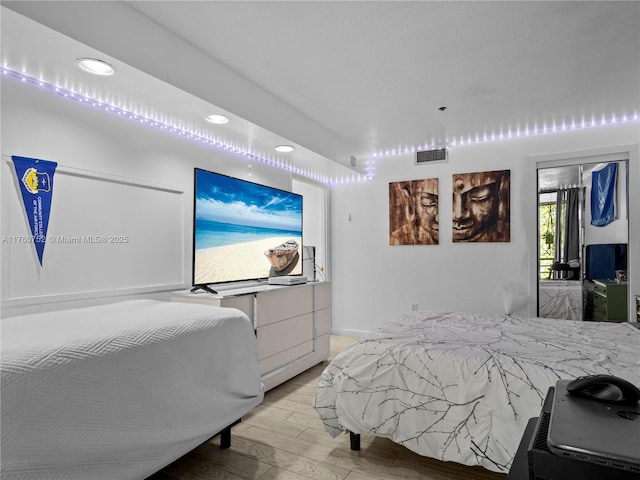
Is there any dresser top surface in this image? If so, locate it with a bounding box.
[593,279,627,287]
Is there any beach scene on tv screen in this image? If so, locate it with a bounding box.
[194,171,302,285]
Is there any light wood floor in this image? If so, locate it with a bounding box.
[151,335,507,480]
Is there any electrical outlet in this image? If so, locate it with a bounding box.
[411,303,418,311]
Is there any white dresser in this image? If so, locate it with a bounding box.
[172,282,331,391]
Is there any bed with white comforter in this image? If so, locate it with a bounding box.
[313,311,640,473]
[1,299,264,480]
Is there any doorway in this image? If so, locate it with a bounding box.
[537,165,584,319]
[536,158,629,321]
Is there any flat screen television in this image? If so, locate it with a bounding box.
[192,168,303,291]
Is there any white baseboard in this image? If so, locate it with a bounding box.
[330,328,367,337]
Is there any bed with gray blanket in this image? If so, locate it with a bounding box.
[1,299,264,480]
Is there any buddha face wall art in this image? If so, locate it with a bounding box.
[389,178,439,245]
[451,169,510,243]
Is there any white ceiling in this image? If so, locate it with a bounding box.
[2,1,639,177]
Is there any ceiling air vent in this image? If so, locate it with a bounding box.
[415,148,447,165]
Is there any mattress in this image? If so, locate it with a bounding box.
[538,280,583,320]
[1,299,264,480]
[313,311,640,473]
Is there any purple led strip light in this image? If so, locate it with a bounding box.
[2,66,375,184]
[372,117,639,159]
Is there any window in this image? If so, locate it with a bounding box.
[292,178,329,280]
[538,192,557,279]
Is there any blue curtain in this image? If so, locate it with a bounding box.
[590,163,617,227]
[585,243,627,281]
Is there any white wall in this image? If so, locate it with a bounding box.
[292,179,329,281]
[2,44,638,327]
[330,124,639,335]
[0,69,296,317]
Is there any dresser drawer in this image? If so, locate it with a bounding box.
[593,301,608,320]
[256,284,313,327]
[593,282,607,298]
[257,312,313,360]
[592,280,627,322]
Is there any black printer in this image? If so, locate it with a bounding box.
[507,377,640,480]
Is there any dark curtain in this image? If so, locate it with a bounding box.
[555,187,581,263]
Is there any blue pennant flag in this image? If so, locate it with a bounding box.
[590,162,617,227]
[11,156,58,266]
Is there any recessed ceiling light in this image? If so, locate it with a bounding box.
[275,145,295,153]
[76,58,116,76]
[204,114,229,124]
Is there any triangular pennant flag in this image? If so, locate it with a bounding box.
[11,156,58,266]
